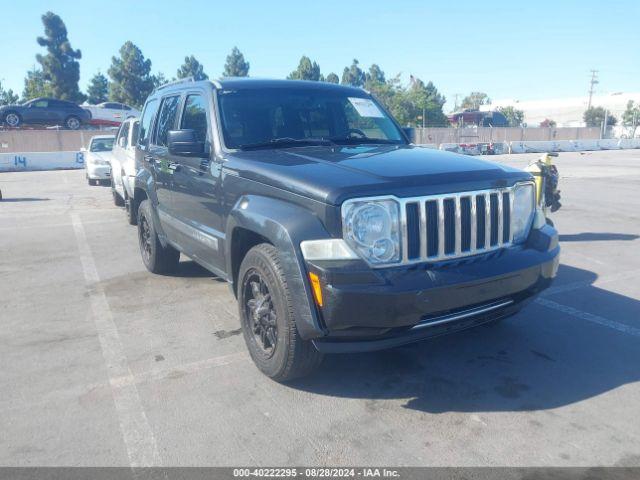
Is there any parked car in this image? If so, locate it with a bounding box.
[0,97,91,130]
[83,102,141,127]
[110,117,140,222]
[132,78,559,381]
[448,109,509,127]
[83,135,115,185]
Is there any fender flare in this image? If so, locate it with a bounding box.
[225,195,331,339]
[134,168,169,244]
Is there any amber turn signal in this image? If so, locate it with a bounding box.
[308,272,324,307]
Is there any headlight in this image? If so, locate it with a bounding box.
[511,183,535,243]
[342,198,400,265]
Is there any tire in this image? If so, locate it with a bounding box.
[4,112,21,128]
[88,178,95,186]
[112,184,124,206]
[65,116,81,130]
[137,199,180,274]
[545,218,555,227]
[238,243,323,382]
[124,190,137,225]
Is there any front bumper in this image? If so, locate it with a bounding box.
[86,164,111,180]
[307,225,559,352]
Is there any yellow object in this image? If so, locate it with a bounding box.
[524,155,552,207]
[309,272,324,307]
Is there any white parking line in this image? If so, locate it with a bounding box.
[71,212,161,467]
[536,297,640,338]
[0,352,248,414]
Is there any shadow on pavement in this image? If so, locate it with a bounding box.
[291,264,640,413]
[559,232,639,242]
[172,260,225,281]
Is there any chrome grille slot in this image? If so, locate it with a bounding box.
[401,187,514,264]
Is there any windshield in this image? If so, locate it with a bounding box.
[217,88,405,150]
[90,138,114,152]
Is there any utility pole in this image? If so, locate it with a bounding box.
[587,70,599,110]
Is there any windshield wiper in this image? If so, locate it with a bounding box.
[239,137,335,150]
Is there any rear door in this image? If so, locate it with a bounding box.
[170,90,225,273]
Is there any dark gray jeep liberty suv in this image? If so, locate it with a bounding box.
[133,78,559,381]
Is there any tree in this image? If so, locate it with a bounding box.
[460,91,491,110]
[287,56,322,81]
[497,106,525,127]
[366,64,386,85]
[35,12,84,102]
[403,76,449,127]
[622,100,640,137]
[341,59,366,87]
[86,72,109,104]
[583,106,617,127]
[325,72,339,84]
[223,47,250,77]
[0,81,19,106]
[540,118,557,128]
[177,55,208,81]
[152,72,170,88]
[108,41,155,108]
[22,68,52,100]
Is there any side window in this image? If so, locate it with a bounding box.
[153,95,181,147]
[180,94,208,143]
[117,122,130,148]
[32,100,48,108]
[138,99,159,147]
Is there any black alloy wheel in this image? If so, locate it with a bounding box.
[243,270,278,357]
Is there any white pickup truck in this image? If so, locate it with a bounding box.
[110,117,139,223]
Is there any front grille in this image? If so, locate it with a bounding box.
[401,187,514,264]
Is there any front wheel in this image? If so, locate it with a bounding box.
[112,183,124,206]
[124,190,137,225]
[137,200,180,274]
[238,243,323,382]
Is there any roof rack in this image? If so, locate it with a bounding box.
[153,77,196,92]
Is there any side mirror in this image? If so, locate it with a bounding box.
[168,129,205,157]
[118,137,126,148]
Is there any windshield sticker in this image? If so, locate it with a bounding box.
[348,97,385,118]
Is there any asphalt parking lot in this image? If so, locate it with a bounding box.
[1,149,639,467]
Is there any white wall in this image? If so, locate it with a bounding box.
[0,151,85,172]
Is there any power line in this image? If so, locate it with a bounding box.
[587,70,599,109]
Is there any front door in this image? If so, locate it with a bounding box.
[170,91,225,274]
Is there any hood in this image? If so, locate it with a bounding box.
[225,145,531,205]
[0,104,22,111]
[86,151,113,164]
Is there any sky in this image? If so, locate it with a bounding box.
[0,0,638,110]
